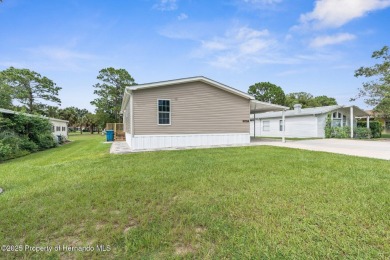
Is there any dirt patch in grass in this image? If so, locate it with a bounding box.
[175,243,196,256]
[124,217,138,233]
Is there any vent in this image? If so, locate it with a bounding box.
[293,104,302,113]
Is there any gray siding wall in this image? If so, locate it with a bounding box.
[132,82,250,135]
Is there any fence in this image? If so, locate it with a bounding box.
[106,123,125,141]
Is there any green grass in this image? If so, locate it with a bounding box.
[381,133,390,138]
[0,135,389,259]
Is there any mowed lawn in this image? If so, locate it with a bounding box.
[0,135,389,259]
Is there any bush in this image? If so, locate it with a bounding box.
[0,113,58,162]
[330,126,351,138]
[355,127,372,139]
[20,137,39,152]
[0,131,29,162]
[357,121,382,138]
[325,115,332,138]
[37,134,57,150]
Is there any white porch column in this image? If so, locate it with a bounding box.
[282,109,286,143]
[253,113,256,137]
[350,106,354,138]
[367,116,370,129]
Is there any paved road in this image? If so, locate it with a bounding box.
[264,139,390,160]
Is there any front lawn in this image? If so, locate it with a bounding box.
[0,135,389,259]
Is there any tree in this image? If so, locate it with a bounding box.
[0,79,13,109]
[285,92,314,108]
[0,67,61,113]
[90,67,136,123]
[59,107,78,127]
[353,46,390,117]
[248,82,285,105]
[85,113,98,134]
[75,108,89,134]
[312,95,338,107]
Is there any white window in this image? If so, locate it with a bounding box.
[332,112,342,127]
[158,99,171,125]
[263,121,270,131]
[279,120,284,131]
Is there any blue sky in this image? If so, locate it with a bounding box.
[1,0,389,111]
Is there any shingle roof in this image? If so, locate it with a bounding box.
[126,76,254,100]
[252,105,370,119]
[0,108,69,123]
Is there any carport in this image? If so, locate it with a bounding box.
[250,100,289,142]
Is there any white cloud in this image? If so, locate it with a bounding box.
[309,33,356,48]
[26,47,96,61]
[177,13,188,20]
[153,0,178,11]
[242,0,282,4]
[299,0,390,29]
[193,26,277,68]
[19,46,99,71]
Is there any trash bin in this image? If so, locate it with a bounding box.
[106,130,114,142]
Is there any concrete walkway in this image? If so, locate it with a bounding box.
[109,141,132,154]
[109,139,389,160]
[264,139,390,160]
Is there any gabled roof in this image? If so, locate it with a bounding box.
[0,108,69,123]
[253,105,368,119]
[126,76,254,100]
[121,76,289,113]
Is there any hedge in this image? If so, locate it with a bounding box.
[0,113,57,162]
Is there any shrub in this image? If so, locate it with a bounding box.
[0,113,58,162]
[37,134,57,150]
[0,141,13,161]
[355,127,372,139]
[20,137,39,152]
[331,126,351,138]
[357,121,382,138]
[325,115,332,138]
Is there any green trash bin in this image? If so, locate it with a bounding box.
[106,130,114,142]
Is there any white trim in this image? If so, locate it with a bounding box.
[126,133,250,150]
[157,99,171,126]
[350,106,354,138]
[130,93,134,136]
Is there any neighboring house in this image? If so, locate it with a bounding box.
[251,104,369,138]
[0,108,69,138]
[120,76,286,150]
[365,110,390,134]
[50,118,69,138]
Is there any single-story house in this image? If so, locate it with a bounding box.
[120,76,286,150]
[0,108,69,138]
[365,110,390,134]
[251,104,369,138]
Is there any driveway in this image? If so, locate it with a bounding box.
[263,139,390,160]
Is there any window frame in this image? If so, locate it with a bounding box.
[157,99,171,126]
[262,120,270,131]
[279,120,284,132]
